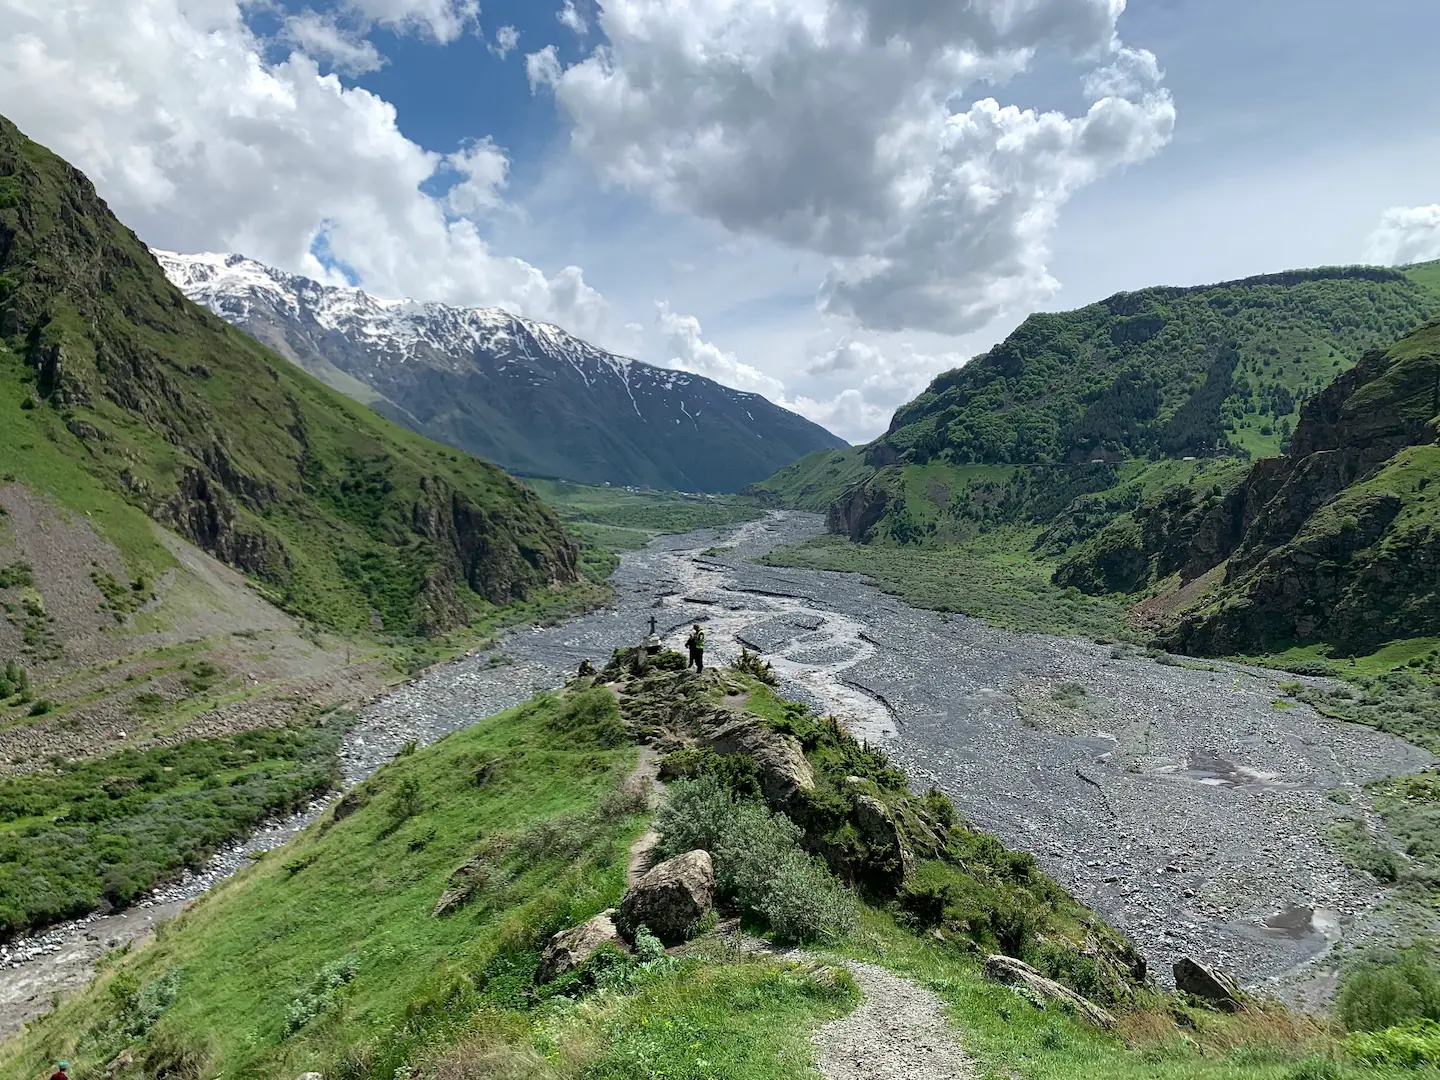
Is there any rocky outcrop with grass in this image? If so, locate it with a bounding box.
[588,645,1150,1007]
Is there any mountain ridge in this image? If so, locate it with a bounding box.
[157,251,847,493]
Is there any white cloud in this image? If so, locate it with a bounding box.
[537,0,1175,335]
[657,304,788,400]
[787,390,890,445]
[490,24,520,58]
[343,0,478,43]
[443,138,510,217]
[1364,204,1440,266]
[0,0,610,340]
[526,45,563,93]
[557,0,588,37]
[282,11,386,76]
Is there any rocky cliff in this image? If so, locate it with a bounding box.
[1060,321,1440,654]
[0,114,579,636]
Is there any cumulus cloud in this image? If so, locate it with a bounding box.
[282,11,386,76]
[537,0,1175,335]
[657,304,788,400]
[557,0,588,36]
[526,45,563,93]
[0,0,610,340]
[443,138,510,217]
[653,310,954,442]
[343,0,479,43]
[1364,205,1440,266]
[490,25,520,58]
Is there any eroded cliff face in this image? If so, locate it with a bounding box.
[1163,329,1440,655]
[0,114,580,637]
[826,473,895,543]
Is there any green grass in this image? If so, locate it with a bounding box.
[0,718,350,937]
[763,530,1136,641]
[744,446,874,512]
[523,477,764,535]
[7,670,1434,1080]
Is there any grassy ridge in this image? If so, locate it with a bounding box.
[0,115,581,638]
[6,670,1427,1080]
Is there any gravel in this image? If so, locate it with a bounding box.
[3,509,1430,1025]
[812,961,975,1080]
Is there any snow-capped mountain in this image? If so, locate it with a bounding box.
[155,251,846,492]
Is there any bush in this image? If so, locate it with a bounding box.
[731,648,778,687]
[27,698,52,717]
[546,687,628,748]
[285,955,360,1034]
[758,849,858,944]
[654,776,735,860]
[657,746,762,798]
[654,776,857,943]
[1339,949,1440,1032]
[1285,1057,1342,1080]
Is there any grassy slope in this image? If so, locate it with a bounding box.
[0,115,581,638]
[5,669,1411,1080]
[744,446,873,513]
[884,267,1440,467]
[522,477,765,580]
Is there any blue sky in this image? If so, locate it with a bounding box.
[3,0,1438,441]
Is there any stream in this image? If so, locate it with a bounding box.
[1,511,1430,1034]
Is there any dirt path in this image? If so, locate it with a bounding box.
[626,745,663,887]
[812,961,975,1080]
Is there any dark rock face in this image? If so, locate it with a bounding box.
[1164,333,1440,655]
[617,849,716,945]
[158,253,846,493]
[1173,956,1243,1012]
[827,475,893,542]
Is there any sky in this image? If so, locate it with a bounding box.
[2,0,1438,444]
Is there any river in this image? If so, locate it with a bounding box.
[1,511,1429,1034]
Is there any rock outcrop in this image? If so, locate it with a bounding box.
[536,910,629,983]
[695,712,815,807]
[617,850,716,946]
[982,955,1118,1030]
[1172,956,1244,1012]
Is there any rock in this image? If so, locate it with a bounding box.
[104,1049,133,1077]
[983,955,1118,1030]
[536,910,629,983]
[696,713,814,806]
[853,794,915,880]
[617,850,716,946]
[1173,956,1243,1011]
[296,1074,325,1080]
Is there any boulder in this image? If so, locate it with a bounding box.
[296,1074,325,1080]
[983,955,1117,1030]
[536,910,629,983]
[696,713,814,806]
[853,794,915,878]
[104,1050,133,1078]
[617,850,716,945]
[1173,956,1243,1012]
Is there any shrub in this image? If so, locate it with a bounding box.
[546,687,627,748]
[759,849,858,943]
[1339,949,1440,1032]
[1284,1057,1343,1080]
[731,648,778,687]
[27,698,52,717]
[284,955,360,1034]
[654,776,857,944]
[654,776,735,860]
[657,746,762,798]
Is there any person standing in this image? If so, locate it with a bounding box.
[686,623,706,673]
[50,1063,69,1080]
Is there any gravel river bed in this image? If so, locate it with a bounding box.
[1,511,1430,1034]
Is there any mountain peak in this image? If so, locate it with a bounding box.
[157,250,846,491]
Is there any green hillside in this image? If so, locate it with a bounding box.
[882,266,1440,466]
[5,658,1403,1080]
[0,114,581,639]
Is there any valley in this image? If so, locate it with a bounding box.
[4,511,1427,1040]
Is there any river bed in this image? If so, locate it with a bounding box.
[1,511,1429,1034]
